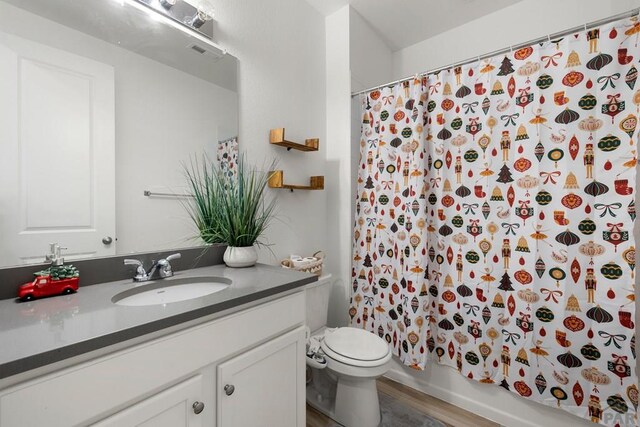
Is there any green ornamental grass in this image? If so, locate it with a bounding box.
[184,154,276,248]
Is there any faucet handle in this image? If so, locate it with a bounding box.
[124,259,143,267]
[156,253,181,278]
[124,259,148,281]
[166,253,181,262]
[45,243,57,261]
[45,243,67,266]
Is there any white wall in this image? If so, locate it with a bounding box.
[393,0,640,79]
[378,1,640,426]
[211,0,328,265]
[349,8,394,93]
[325,6,352,327]
[0,2,238,256]
[114,61,237,254]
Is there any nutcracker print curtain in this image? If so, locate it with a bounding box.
[351,16,638,426]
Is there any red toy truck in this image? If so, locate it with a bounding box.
[18,274,79,302]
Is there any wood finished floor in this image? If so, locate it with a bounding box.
[306,377,499,427]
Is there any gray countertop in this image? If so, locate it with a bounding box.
[0,264,316,380]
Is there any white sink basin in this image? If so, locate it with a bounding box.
[112,276,231,307]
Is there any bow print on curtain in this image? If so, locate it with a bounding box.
[352,16,638,426]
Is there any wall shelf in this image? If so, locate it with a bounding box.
[269,128,319,151]
[268,170,324,191]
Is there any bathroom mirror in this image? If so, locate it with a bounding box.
[0,0,238,268]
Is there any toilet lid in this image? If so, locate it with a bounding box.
[323,327,390,361]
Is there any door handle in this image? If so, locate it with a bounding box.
[224,384,235,396]
[102,236,113,245]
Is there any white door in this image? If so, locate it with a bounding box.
[217,326,306,427]
[93,375,205,427]
[0,31,115,265]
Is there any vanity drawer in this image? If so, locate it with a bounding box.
[0,291,305,427]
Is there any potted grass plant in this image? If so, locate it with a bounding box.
[184,154,276,267]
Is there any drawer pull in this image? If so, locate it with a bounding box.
[224,384,235,396]
[192,401,205,414]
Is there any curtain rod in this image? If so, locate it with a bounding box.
[351,8,640,98]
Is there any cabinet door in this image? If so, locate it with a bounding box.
[93,375,205,427]
[217,326,306,427]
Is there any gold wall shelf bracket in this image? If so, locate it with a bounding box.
[268,170,324,192]
[269,128,319,152]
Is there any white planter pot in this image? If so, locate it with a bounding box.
[223,246,258,268]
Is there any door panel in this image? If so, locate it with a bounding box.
[93,375,204,427]
[217,327,306,427]
[21,58,94,229]
[0,31,115,265]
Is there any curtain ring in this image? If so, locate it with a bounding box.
[547,34,551,43]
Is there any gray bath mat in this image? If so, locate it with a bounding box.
[319,392,447,427]
[379,392,447,427]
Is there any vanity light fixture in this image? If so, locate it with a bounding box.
[115,0,226,57]
[159,0,177,10]
[185,1,215,29]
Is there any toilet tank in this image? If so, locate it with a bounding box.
[304,275,332,333]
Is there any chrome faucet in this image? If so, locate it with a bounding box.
[45,243,67,266]
[124,253,181,282]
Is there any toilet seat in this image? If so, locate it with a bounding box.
[320,327,391,368]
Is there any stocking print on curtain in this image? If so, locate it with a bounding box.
[353,16,638,426]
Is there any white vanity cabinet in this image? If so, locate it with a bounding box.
[93,375,206,427]
[217,327,306,426]
[0,291,306,427]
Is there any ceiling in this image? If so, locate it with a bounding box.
[305,0,523,51]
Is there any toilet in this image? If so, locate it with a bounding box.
[305,276,392,427]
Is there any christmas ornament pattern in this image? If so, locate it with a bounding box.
[217,136,238,177]
[351,17,638,426]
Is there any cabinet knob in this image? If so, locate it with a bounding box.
[224,384,235,396]
[192,401,205,414]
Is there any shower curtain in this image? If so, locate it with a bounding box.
[217,136,239,177]
[351,16,638,426]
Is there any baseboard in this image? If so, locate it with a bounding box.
[385,366,528,427]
